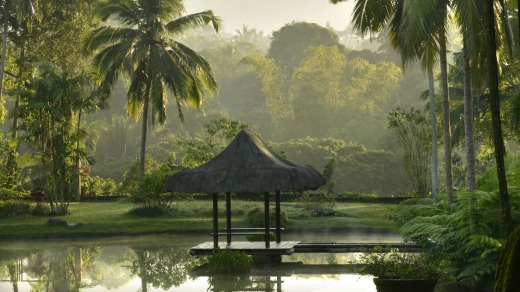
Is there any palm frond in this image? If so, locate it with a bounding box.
[401,0,446,49]
[149,48,168,125]
[92,43,132,88]
[127,59,147,120]
[173,41,218,93]
[154,0,186,19]
[165,11,221,35]
[84,26,138,55]
[97,1,140,27]
[351,0,396,36]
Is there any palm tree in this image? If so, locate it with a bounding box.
[329,0,442,200]
[484,0,513,235]
[84,0,220,176]
[398,0,455,203]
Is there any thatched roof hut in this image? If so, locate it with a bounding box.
[164,129,325,251]
[164,129,325,193]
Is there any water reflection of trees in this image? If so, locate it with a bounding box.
[0,247,101,292]
[128,246,200,291]
[1,244,202,291]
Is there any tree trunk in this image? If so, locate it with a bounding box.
[463,42,476,191]
[75,110,82,201]
[0,3,9,107]
[463,39,478,234]
[439,32,454,204]
[428,67,439,201]
[12,39,26,140]
[139,72,152,178]
[140,97,149,178]
[485,0,513,235]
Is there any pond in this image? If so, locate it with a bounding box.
[0,232,459,292]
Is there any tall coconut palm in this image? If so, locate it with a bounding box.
[399,0,455,203]
[329,0,442,200]
[484,0,513,235]
[84,0,220,176]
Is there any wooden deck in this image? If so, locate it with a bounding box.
[293,242,422,253]
[191,241,421,257]
[190,241,301,256]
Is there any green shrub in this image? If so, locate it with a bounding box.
[0,187,29,198]
[0,201,31,218]
[30,187,46,201]
[359,247,450,280]
[31,202,52,216]
[246,206,288,227]
[126,161,192,210]
[246,234,276,242]
[299,193,335,216]
[83,176,116,196]
[391,187,518,288]
[128,206,167,217]
[339,192,362,199]
[207,250,253,273]
[47,218,67,226]
[0,136,18,189]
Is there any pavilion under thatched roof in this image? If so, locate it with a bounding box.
[164,129,325,193]
[164,129,325,253]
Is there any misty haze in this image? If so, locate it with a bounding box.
[0,1,519,292]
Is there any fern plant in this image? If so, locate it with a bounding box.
[392,177,519,289]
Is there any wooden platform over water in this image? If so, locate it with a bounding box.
[190,241,421,256]
[190,241,301,256]
[294,242,422,253]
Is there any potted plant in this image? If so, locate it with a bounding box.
[359,247,448,292]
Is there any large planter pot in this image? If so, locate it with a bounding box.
[373,278,437,292]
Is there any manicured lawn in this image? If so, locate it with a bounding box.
[0,200,398,238]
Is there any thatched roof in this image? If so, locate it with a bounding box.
[164,129,325,193]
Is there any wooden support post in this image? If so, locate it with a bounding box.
[276,190,281,243]
[212,193,218,250]
[226,192,232,245]
[264,192,270,248]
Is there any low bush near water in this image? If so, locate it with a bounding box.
[359,247,451,280]
[128,206,168,217]
[0,200,52,218]
[207,250,253,273]
[246,206,288,227]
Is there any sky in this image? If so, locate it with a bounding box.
[184,0,355,35]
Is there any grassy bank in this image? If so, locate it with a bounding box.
[0,200,398,238]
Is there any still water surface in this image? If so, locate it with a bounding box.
[0,232,403,291]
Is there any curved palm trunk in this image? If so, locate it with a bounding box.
[428,67,439,201]
[486,0,513,235]
[439,32,454,204]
